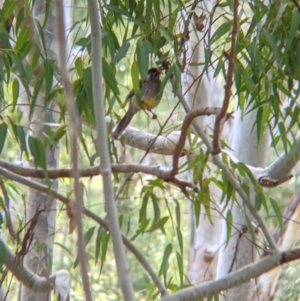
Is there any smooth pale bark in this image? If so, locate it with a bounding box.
[20,1,60,300]
[259,188,300,299]
[185,3,224,284]
[216,109,269,301]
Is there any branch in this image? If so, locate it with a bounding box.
[212,0,238,154]
[55,1,92,300]
[173,80,277,250]
[0,238,71,300]
[171,107,225,176]
[0,159,196,191]
[160,248,300,301]
[0,237,54,292]
[0,166,167,296]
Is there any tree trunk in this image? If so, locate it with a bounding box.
[20,1,59,300]
[216,108,269,301]
[186,5,224,283]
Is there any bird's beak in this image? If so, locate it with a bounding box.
[156,67,163,73]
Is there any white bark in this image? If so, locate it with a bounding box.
[216,109,269,301]
[20,1,60,300]
[160,248,298,301]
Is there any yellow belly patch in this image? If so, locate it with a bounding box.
[142,97,159,110]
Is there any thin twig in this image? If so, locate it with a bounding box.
[54,1,92,300]
[87,0,135,299]
[212,0,239,154]
[171,107,223,176]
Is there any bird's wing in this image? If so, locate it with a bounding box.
[125,79,145,100]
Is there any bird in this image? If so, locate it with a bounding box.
[112,67,163,139]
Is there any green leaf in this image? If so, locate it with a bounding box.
[240,67,256,93]
[19,40,32,58]
[176,251,184,287]
[169,7,178,35]
[137,40,150,79]
[28,136,46,169]
[211,21,231,44]
[52,125,67,143]
[95,227,104,264]
[131,61,141,102]
[176,226,183,255]
[286,8,299,51]
[84,226,96,246]
[12,78,19,112]
[225,210,233,246]
[193,199,201,227]
[235,162,257,186]
[15,125,28,154]
[73,226,96,268]
[159,65,173,94]
[151,192,160,220]
[44,59,53,100]
[29,71,45,120]
[3,0,15,21]
[262,29,280,61]
[278,122,287,153]
[15,27,29,52]
[158,27,173,43]
[158,243,172,277]
[83,67,93,108]
[15,7,24,35]
[111,41,130,65]
[102,59,119,97]
[100,231,110,273]
[153,0,160,28]
[0,122,7,154]
[145,0,152,29]
[270,198,283,235]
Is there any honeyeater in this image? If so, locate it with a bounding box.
[112,67,163,139]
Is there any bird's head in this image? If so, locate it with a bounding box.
[147,67,163,79]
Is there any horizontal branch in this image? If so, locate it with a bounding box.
[160,248,300,301]
[0,159,196,191]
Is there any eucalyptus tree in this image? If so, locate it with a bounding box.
[0,0,300,301]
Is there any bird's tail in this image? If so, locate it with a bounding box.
[112,109,136,139]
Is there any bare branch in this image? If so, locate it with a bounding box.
[0,160,196,190]
[160,249,300,301]
[55,1,92,299]
[212,0,239,154]
[171,107,225,176]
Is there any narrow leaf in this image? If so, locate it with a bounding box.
[270,198,283,235]
[0,122,7,154]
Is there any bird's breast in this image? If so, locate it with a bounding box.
[142,97,160,110]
